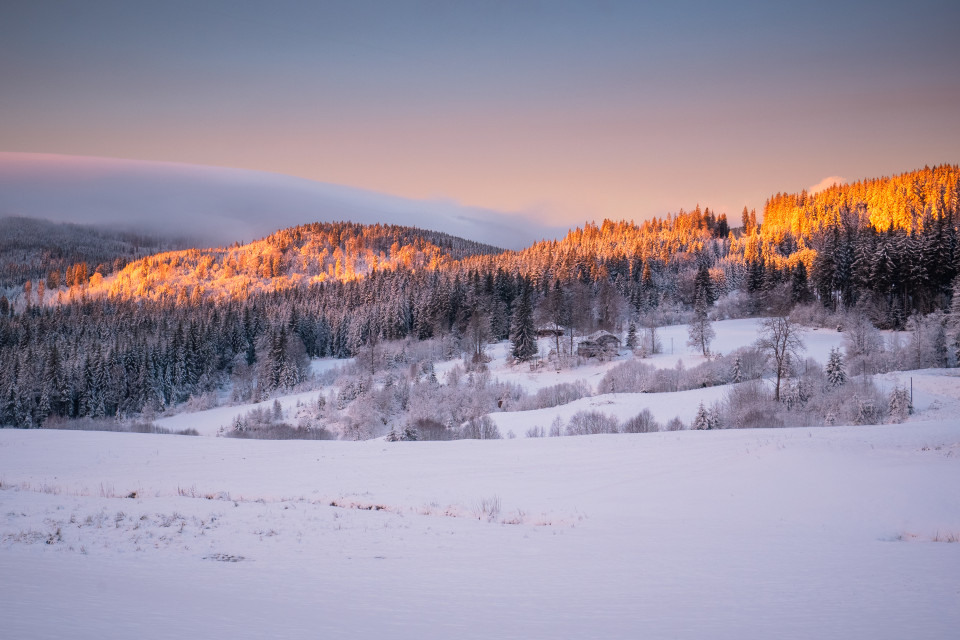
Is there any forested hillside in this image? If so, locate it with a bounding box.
[0,216,193,290]
[95,221,503,301]
[738,164,960,323]
[1,165,958,429]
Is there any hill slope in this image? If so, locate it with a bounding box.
[97,221,503,301]
[0,216,191,289]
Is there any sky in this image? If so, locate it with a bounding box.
[1,0,958,239]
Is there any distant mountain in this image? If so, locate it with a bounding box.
[0,152,564,250]
[0,216,193,290]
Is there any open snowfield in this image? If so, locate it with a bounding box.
[4,318,960,638]
[3,417,960,639]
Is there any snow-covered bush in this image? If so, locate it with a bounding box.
[664,417,686,431]
[514,380,592,411]
[407,418,456,441]
[43,416,198,436]
[549,416,563,437]
[459,415,502,440]
[226,404,333,440]
[565,411,620,436]
[725,380,782,429]
[597,360,655,394]
[621,409,660,433]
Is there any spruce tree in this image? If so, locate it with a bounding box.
[694,263,715,306]
[626,322,638,349]
[888,387,912,423]
[826,348,846,387]
[693,402,709,430]
[510,282,537,362]
[791,261,812,305]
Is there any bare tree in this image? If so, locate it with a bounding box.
[686,294,715,356]
[464,306,492,364]
[755,314,806,402]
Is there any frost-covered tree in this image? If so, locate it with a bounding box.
[643,313,663,355]
[686,293,715,357]
[731,354,742,383]
[888,386,912,423]
[693,402,710,430]
[626,322,638,349]
[756,314,806,402]
[826,348,846,387]
[906,313,927,369]
[708,406,722,430]
[930,311,948,368]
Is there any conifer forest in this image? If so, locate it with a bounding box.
[1,164,959,429]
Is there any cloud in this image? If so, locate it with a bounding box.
[0,153,565,250]
[808,175,845,194]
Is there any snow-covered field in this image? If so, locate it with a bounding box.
[3,318,960,638]
[2,419,959,639]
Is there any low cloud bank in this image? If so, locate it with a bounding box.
[0,153,565,249]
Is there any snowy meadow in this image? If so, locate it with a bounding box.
[2,318,959,639]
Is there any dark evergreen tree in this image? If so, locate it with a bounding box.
[790,261,812,305]
[510,281,537,362]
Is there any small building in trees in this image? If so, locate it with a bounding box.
[577,330,621,358]
[535,326,564,338]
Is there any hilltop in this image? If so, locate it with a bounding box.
[97,221,503,302]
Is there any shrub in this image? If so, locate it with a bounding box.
[621,409,660,433]
[565,411,620,436]
[459,415,502,440]
[664,417,686,431]
[726,380,782,429]
[515,381,592,410]
[409,418,456,441]
[42,416,198,436]
[226,422,333,440]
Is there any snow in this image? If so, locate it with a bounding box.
[2,420,959,639]
[155,320,849,438]
[3,317,959,638]
[153,388,325,437]
[489,386,733,435]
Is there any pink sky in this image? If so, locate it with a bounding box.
[1,2,957,230]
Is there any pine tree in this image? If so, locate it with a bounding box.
[731,354,742,383]
[791,261,812,304]
[693,402,710,430]
[931,312,948,368]
[694,263,715,306]
[825,348,846,387]
[888,386,912,423]
[708,406,721,430]
[626,322,638,349]
[510,282,537,362]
